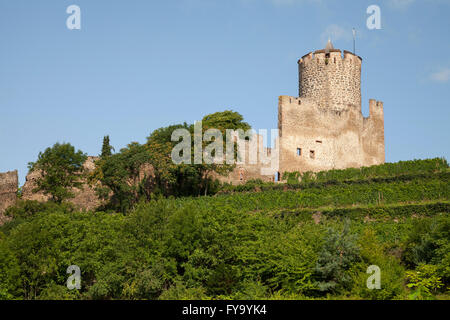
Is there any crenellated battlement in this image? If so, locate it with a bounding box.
[279,95,302,106]
[298,49,362,67]
[298,42,362,111]
[369,99,384,117]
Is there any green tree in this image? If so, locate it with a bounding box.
[101,135,114,158]
[28,143,87,203]
[202,110,250,133]
[146,111,251,197]
[95,142,153,213]
[199,110,251,195]
[315,222,361,294]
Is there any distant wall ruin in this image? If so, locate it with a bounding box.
[0,170,18,223]
[21,156,103,211]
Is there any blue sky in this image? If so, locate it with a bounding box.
[1,0,449,185]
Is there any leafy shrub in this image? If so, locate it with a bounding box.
[406,264,443,300]
[349,229,406,300]
[4,200,75,220]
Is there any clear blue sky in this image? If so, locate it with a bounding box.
[1,0,449,185]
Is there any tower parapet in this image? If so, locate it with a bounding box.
[298,40,362,112]
[369,99,384,117]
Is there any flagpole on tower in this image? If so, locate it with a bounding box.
[352,28,356,54]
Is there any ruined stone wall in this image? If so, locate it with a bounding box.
[362,100,385,166]
[298,50,362,111]
[0,170,18,223]
[21,156,156,210]
[22,156,102,211]
[214,133,276,184]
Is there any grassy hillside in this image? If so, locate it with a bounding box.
[0,158,448,300]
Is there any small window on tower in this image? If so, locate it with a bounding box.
[316,140,322,144]
[275,172,281,182]
[310,150,315,159]
[297,148,302,156]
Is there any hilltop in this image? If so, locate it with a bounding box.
[0,158,448,300]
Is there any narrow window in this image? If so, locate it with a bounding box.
[275,172,281,182]
[297,148,302,156]
[310,150,315,159]
[239,169,244,181]
[316,140,322,144]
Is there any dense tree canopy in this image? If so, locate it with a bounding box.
[6,110,448,301]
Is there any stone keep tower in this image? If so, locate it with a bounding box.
[299,40,361,111]
[278,40,385,175]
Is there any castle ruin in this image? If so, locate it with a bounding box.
[227,40,385,183]
[0,171,18,223]
[0,40,385,215]
[278,40,385,174]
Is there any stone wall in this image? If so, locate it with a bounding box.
[213,133,276,184]
[278,96,366,174]
[0,170,18,223]
[298,50,362,111]
[213,44,386,184]
[22,156,102,211]
[362,100,385,166]
[21,156,156,210]
[277,46,384,176]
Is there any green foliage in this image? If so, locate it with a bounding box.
[224,158,449,194]
[350,229,406,300]
[212,176,449,213]
[95,142,153,212]
[144,110,251,197]
[237,223,322,295]
[146,123,210,197]
[4,200,75,220]
[202,110,251,133]
[0,157,448,300]
[199,110,251,195]
[406,264,443,300]
[0,236,21,299]
[158,283,209,300]
[285,158,449,185]
[93,110,252,208]
[28,142,87,203]
[402,215,450,289]
[277,201,450,221]
[100,135,114,158]
[37,284,81,300]
[314,222,361,294]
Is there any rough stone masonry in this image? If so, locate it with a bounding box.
[0,170,18,223]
